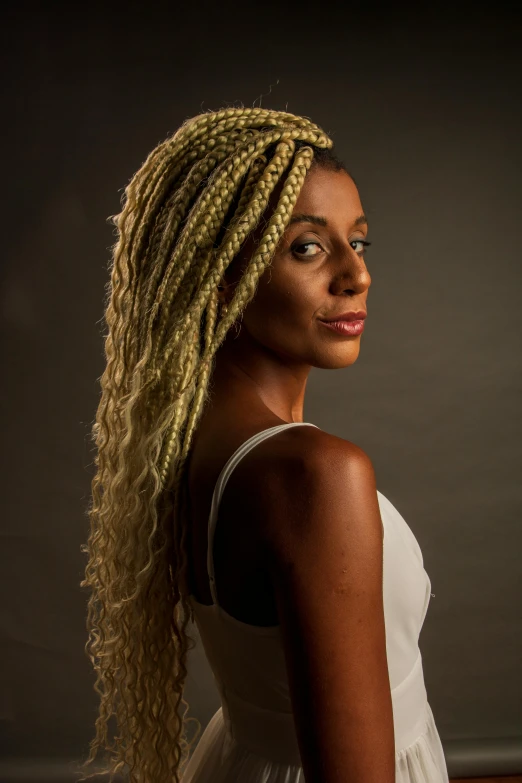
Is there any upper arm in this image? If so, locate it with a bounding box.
[255,429,394,783]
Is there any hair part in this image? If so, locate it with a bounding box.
[79,107,335,783]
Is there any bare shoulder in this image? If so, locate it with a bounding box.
[246,425,381,551]
[247,426,394,782]
[246,422,373,482]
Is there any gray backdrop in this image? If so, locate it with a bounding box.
[1,4,521,781]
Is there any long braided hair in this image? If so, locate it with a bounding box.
[79,107,337,783]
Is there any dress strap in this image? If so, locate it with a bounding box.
[207,422,319,606]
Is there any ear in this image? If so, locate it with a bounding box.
[217,253,245,303]
[216,279,232,308]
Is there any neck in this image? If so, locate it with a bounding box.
[207,325,311,424]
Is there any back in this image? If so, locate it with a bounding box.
[249,426,395,783]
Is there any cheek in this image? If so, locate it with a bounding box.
[249,269,317,327]
[238,266,323,357]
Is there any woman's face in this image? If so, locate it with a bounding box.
[225,164,372,371]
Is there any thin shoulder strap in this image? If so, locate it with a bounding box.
[207,422,318,606]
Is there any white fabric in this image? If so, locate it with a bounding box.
[182,423,449,782]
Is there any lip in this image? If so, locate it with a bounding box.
[319,319,365,337]
[318,310,367,323]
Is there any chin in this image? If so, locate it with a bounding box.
[312,344,361,370]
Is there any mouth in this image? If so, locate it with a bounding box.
[319,318,365,336]
[318,310,367,323]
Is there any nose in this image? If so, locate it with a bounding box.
[335,252,371,295]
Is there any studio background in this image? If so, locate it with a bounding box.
[1,4,521,781]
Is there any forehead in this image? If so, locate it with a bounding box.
[293,166,362,218]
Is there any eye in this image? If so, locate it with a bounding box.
[292,241,323,258]
[350,239,372,255]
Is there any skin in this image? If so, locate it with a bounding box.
[212,164,371,424]
[187,165,395,781]
[188,164,372,615]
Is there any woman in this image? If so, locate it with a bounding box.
[79,107,450,783]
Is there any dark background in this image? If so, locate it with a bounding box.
[1,3,521,780]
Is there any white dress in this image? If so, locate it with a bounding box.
[181,423,450,782]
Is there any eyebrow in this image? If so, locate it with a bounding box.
[289,213,368,228]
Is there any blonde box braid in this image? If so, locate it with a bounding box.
[79,107,333,783]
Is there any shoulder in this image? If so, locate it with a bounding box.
[243,425,381,554]
[246,423,372,476]
[245,427,392,776]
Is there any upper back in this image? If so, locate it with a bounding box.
[186,419,323,624]
[187,420,394,781]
